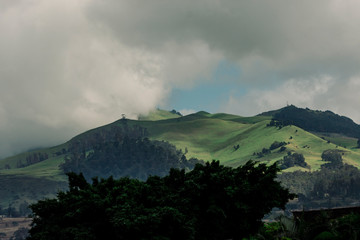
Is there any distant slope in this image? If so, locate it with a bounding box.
[260,105,360,138]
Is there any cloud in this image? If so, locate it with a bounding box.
[87,0,360,80]
[224,76,334,115]
[2,0,360,157]
[0,0,222,157]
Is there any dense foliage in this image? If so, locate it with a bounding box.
[61,123,201,181]
[28,161,294,240]
[279,150,360,209]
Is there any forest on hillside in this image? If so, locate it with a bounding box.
[61,121,202,181]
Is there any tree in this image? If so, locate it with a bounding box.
[278,152,308,170]
[321,149,343,169]
[28,161,294,240]
[269,141,286,150]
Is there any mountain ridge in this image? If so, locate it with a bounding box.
[1,106,360,212]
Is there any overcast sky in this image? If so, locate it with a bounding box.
[1,0,360,157]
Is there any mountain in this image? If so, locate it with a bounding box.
[1,107,360,213]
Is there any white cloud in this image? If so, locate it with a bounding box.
[2,0,360,157]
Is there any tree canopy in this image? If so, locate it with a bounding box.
[28,161,294,240]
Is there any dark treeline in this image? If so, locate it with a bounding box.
[61,123,202,181]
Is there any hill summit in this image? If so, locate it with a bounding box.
[260,105,360,138]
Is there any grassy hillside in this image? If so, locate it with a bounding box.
[1,109,360,211]
[0,143,68,170]
[0,155,66,181]
[135,115,360,170]
[101,111,360,171]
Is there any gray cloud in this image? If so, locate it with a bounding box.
[1,0,360,157]
[87,0,360,122]
[87,0,360,79]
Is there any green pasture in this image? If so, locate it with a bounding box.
[139,114,360,170]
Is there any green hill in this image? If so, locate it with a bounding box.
[1,107,360,212]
